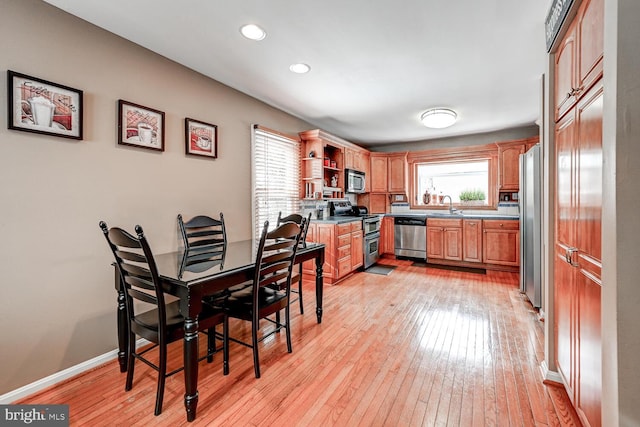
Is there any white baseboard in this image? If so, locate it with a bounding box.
[540,360,564,384]
[0,339,149,404]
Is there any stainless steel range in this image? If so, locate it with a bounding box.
[329,200,381,269]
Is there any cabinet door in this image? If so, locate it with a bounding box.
[351,230,364,270]
[577,0,604,97]
[443,227,463,261]
[387,154,407,193]
[370,156,388,192]
[344,148,355,169]
[555,21,577,121]
[380,216,394,255]
[554,247,575,396]
[482,221,520,266]
[498,144,525,191]
[370,193,388,214]
[426,226,444,259]
[463,220,483,262]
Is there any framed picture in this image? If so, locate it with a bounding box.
[118,100,164,151]
[185,118,217,158]
[7,70,83,140]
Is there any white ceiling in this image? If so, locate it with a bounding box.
[42,0,550,146]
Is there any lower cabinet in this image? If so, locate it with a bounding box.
[303,220,363,284]
[379,216,395,255]
[463,220,483,262]
[482,220,520,266]
[425,218,519,271]
[427,218,462,261]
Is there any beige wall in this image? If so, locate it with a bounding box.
[0,0,311,394]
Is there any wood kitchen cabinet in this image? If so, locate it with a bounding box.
[370,154,388,193]
[387,153,407,194]
[555,0,603,122]
[482,220,520,266]
[303,220,362,285]
[379,216,394,255]
[497,137,539,191]
[427,218,462,261]
[463,219,483,262]
[554,81,603,427]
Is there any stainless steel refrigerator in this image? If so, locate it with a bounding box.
[519,144,542,308]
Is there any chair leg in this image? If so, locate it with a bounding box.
[252,317,261,379]
[125,331,136,391]
[285,305,292,353]
[298,264,304,314]
[275,311,281,331]
[154,341,167,416]
[207,326,216,363]
[223,316,229,375]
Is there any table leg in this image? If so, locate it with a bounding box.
[114,266,128,373]
[315,252,324,324]
[183,316,199,422]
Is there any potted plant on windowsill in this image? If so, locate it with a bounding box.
[459,189,486,206]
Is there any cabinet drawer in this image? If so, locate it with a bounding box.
[350,221,362,232]
[337,234,351,248]
[337,256,352,278]
[427,218,463,228]
[483,219,519,230]
[337,223,352,236]
[337,244,351,260]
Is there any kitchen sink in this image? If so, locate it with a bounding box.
[427,212,464,217]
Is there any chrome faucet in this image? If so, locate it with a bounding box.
[442,195,457,214]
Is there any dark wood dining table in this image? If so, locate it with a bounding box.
[113,239,325,422]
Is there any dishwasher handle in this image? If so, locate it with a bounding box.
[394,217,426,226]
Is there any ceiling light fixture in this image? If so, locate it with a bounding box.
[289,63,311,74]
[420,108,458,129]
[240,24,266,41]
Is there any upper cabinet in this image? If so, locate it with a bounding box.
[554,0,603,122]
[387,153,407,194]
[497,137,539,191]
[299,129,372,199]
[369,152,407,194]
[370,154,388,193]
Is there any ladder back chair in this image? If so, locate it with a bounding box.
[210,220,302,378]
[276,212,311,314]
[99,221,228,416]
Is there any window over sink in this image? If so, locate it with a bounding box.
[408,146,497,209]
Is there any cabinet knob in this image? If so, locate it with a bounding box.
[499,223,504,227]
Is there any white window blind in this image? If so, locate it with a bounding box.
[252,125,301,241]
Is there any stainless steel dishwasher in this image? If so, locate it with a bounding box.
[394,216,427,260]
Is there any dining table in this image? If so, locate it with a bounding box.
[113,239,325,422]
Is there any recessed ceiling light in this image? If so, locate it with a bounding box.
[289,63,311,74]
[240,24,266,41]
[420,108,458,129]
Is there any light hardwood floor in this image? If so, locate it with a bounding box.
[18,257,582,426]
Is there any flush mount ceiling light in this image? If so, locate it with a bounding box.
[240,24,266,41]
[420,108,458,129]
[289,63,311,74]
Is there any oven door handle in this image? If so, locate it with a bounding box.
[364,231,381,241]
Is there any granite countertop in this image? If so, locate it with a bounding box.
[311,215,366,224]
[382,212,520,220]
[310,212,518,223]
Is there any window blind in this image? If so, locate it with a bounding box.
[252,125,301,241]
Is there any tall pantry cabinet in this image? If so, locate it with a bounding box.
[553,0,603,426]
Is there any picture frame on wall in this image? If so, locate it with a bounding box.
[7,70,83,140]
[185,117,218,158]
[118,100,164,151]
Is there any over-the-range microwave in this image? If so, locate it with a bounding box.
[345,168,366,193]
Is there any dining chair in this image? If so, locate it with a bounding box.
[276,212,311,314]
[99,221,228,416]
[178,213,226,255]
[211,220,302,378]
